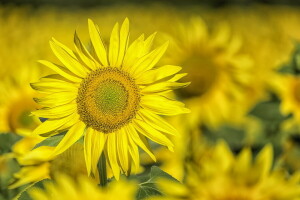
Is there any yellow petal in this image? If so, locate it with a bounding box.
[186,17,208,44]
[132,42,169,78]
[168,73,187,82]
[138,109,178,136]
[33,92,76,107]
[40,74,77,84]
[18,146,54,165]
[127,132,140,173]
[109,22,120,67]
[28,188,49,200]
[32,104,77,119]
[141,81,190,94]
[214,140,235,171]
[133,119,174,151]
[141,95,190,116]
[157,179,188,197]
[91,131,107,176]
[122,34,145,71]
[255,144,273,178]
[107,132,120,180]
[84,128,107,176]
[88,19,108,66]
[74,31,99,71]
[9,163,50,189]
[31,79,77,93]
[211,22,230,47]
[52,38,76,56]
[116,18,130,67]
[50,39,88,77]
[126,124,156,162]
[142,32,157,54]
[84,128,93,176]
[234,147,252,175]
[116,128,129,174]
[33,113,79,136]
[136,65,182,85]
[38,60,81,83]
[51,121,86,157]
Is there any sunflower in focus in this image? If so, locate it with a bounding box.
[28,174,136,200]
[31,18,189,179]
[153,141,300,200]
[163,17,253,128]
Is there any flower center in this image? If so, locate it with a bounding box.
[77,67,140,133]
[8,94,38,132]
[178,53,220,98]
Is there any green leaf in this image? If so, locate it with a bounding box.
[0,133,22,154]
[249,100,285,121]
[0,194,5,200]
[135,166,179,200]
[0,157,20,189]
[202,125,246,150]
[18,180,51,200]
[33,135,64,149]
[277,64,294,74]
[34,134,84,149]
[278,41,300,75]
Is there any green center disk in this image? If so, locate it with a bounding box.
[95,80,128,115]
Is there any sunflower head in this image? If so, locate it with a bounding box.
[154,141,300,200]
[0,68,41,134]
[31,18,189,179]
[9,142,97,189]
[162,17,253,128]
[28,174,137,200]
[77,67,140,134]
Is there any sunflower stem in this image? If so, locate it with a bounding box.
[98,152,107,187]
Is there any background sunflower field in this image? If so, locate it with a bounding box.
[1,0,300,200]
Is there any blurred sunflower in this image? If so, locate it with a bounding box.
[274,75,300,121]
[10,143,97,189]
[0,153,15,186]
[28,174,136,200]
[140,115,200,181]
[153,141,300,200]
[163,17,253,129]
[0,68,41,135]
[31,18,189,179]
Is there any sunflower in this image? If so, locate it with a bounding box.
[31,18,189,180]
[162,17,253,128]
[28,174,136,200]
[152,141,300,200]
[273,74,300,122]
[9,143,97,189]
[0,68,41,135]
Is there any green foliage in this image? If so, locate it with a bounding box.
[134,166,179,200]
[0,157,21,200]
[279,42,300,75]
[34,134,84,149]
[250,100,285,121]
[0,194,5,200]
[202,125,246,150]
[18,180,51,200]
[202,98,287,157]
[0,133,22,154]
[33,135,64,149]
[0,134,22,200]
